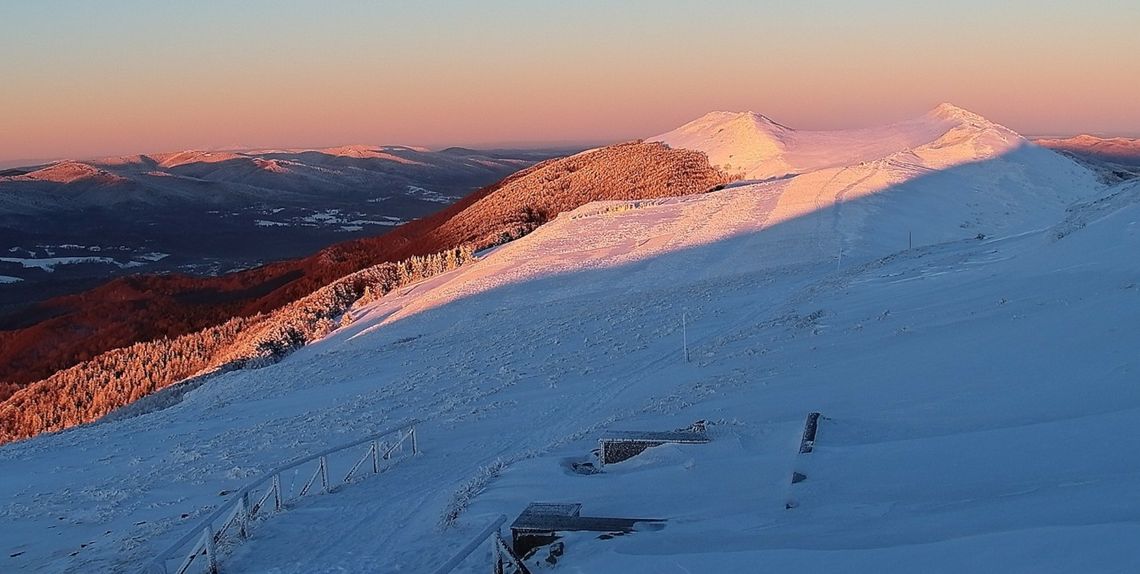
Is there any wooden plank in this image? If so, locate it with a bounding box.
[512,515,661,533]
[799,412,821,454]
[599,430,710,443]
[511,502,663,534]
[516,503,581,519]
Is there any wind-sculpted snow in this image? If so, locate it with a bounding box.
[2,110,1137,573]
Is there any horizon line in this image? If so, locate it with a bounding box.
[5,129,1140,171]
[0,139,620,170]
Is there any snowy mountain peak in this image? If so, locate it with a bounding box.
[650,111,796,178]
[703,110,793,131]
[659,110,793,137]
[926,102,990,124]
[653,103,1032,179]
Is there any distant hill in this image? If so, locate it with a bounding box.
[1035,135,1140,184]
[1034,134,1140,167]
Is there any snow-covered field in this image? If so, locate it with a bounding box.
[2,107,1139,573]
[0,247,169,275]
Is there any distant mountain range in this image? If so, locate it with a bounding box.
[1034,134,1140,166]
[0,145,551,211]
[0,145,566,309]
[1034,135,1140,185]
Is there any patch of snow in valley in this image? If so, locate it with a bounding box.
[402,185,457,204]
[255,209,404,230]
[0,250,170,272]
[0,256,123,271]
[302,209,344,224]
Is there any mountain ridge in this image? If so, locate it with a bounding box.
[0,141,729,439]
[1035,134,1140,166]
[651,103,1023,179]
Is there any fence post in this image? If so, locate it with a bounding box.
[490,533,503,574]
[320,456,330,493]
[492,532,504,574]
[272,474,283,511]
[203,526,219,574]
[238,491,251,539]
[495,534,530,574]
[682,312,690,363]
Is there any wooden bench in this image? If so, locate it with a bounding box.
[598,429,710,465]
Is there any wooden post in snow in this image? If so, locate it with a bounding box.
[799,412,822,454]
[682,312,690,363]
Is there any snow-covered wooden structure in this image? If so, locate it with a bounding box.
[509,502,663,556]
[598,428,710,465]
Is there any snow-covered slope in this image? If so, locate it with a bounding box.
[3,110,1137,573]
[652,104,1023,179]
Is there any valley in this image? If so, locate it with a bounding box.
[0,146,569,311]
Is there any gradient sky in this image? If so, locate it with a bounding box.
[2,0,1138,164]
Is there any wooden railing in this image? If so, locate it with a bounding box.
[144,420,419,574]
[432,513,533,574]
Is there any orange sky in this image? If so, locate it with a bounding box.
[2,1,1138,165]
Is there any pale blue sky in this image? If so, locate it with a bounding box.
[1,1,1138,161]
